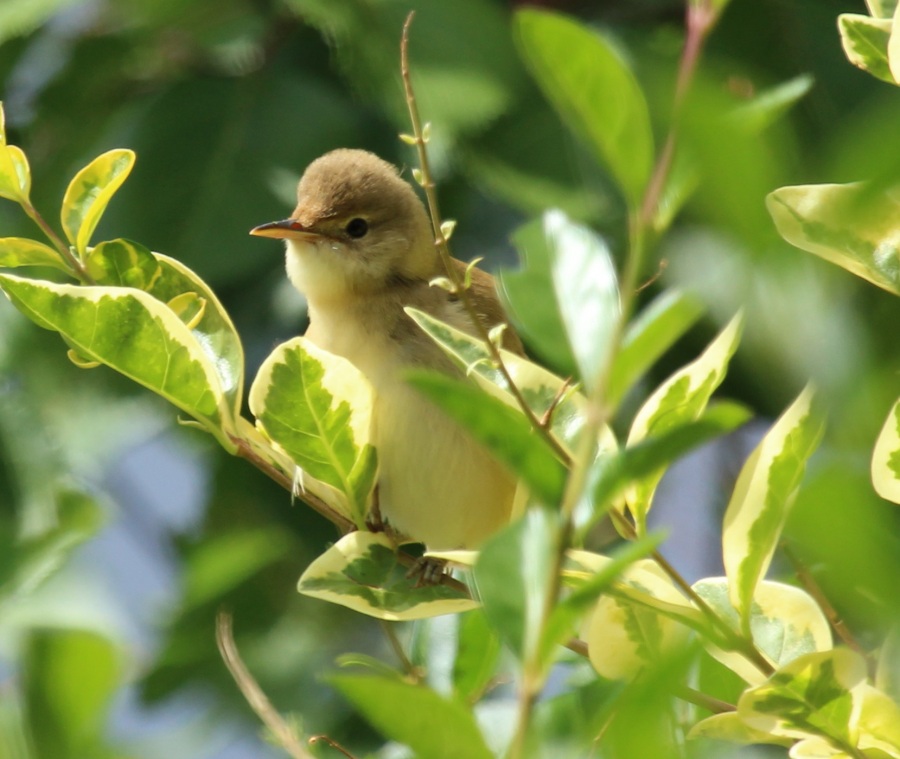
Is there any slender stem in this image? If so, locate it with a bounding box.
[400,12,570,466]
[231,435,355,534]
[216,612,316,759]
[21,201,96,284]
[674,685,735,714]
[379,621,422,681]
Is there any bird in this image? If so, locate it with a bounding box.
[250,148,524,552]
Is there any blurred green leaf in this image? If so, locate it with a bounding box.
[738,649,867,745]
[514,9,654,205]
[768,182,900,296]
[328,673,493,759]
[0,144,29,204]
[0,238,68,272]
[722,385,825,629]
[688,711,793,745]
[0,273,233,446]
[299,532,478,621]
[0,0,79,45]
[625,313,743,533]
[86,238,162,289]
[502,216,577,375]
[249,337,376,525]
[530,679,623,758]
[872,397,900,504]
[839,14,896,84]
[546,210,620,393]
[693,578,833,686]
[608,289,705,408]
[589,402,751,526]
[61,149,135,256]
[867,0,899,18]
[406,370,567,505]
[453,609,501,703]
[729,74,815,133]
[24,629,122,759]
[856,684,900,755]
[473,508,558,663]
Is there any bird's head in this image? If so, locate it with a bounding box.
[251,149,437,303]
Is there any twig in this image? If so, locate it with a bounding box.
[399,12,570,467]
[216,611,316,759]
[308,736,357,758]
[21,201,97,284]
[379,621,423,681]
[538,377,573,429]
[783,543,873,670]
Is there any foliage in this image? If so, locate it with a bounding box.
[1,1,899,758]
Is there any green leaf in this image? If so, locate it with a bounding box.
[723,385,825,629]
[0,237,68,272]
[589,402,751,526]
[86,238,162,289]
[453,609,502,703]
[24,629,121,759]
[872,398,900,505]
[608,289,705,408]
[0,145,31,204]
[501,216,577,375]
[692,578,833,686]
[839,14,896,84]
[0,273,233,446]
[867,0,898,18]
[406,370,567,505]
[545,210,620,393]
[298,532,478,621]
[891,2,900,82]
[688,712,793,745]
[151,253,245,419]
[474,508,558,662]
[405,307,597,456]
[625,312,744,533]
[585,557,692,681]
[767,182,900,295]
[550,535,662,675]
[328,673,493,759]
[249,337,376,526]
[729,74,815,133]
[60,149,135,256]
[738,649,867,744]
[514,9,654,205]
[857,684,900,756]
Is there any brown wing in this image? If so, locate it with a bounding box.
[450,258,525,356]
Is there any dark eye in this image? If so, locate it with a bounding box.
[345,217,368,239]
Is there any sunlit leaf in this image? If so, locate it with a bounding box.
[60,149,135,256]
[625,312,743,533]
[298,532,478,621]
[249,337,376,526]
[723,385,825,628]
[0,273,233,447]
[514,9,654,205]
[838,14,896,83]
[767,182,900,295]
[0,237,68,272]
[328,673,493,759]
[856,684,900,756]
[738,649,867,744]
[406,370,567,505]
[687,712,793,746]
[0,145,30,204]
[693,578,833,686]
[891,2,900,83]
[867,0,898,18]
[585,558,692,680]
[609,289,705,408]
[453,609,502,703]
[474,508,558,662]
[729,75,815,133]
[544,210,619,392]
[86,238,162,290]
[872,398,900,505]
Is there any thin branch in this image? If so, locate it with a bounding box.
[21,201,96,285]
[400,12,570,467]
[308,736,357,758]
[379,621,423,682]
[216,611,316,759]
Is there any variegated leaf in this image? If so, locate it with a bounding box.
[872,398,900,504]
[298,532,478,620]
[838,14,896,84]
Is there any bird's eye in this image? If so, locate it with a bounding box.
[345,218,369,239]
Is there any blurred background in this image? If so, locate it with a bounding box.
[1,0,899,757]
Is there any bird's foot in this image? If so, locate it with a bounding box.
[406,556,448,587]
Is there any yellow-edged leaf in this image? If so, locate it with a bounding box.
[873,398,900,504]
[0,237,68,272]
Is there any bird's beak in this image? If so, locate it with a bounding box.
[249,219,314,240]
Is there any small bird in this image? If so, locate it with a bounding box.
[251,149,523,551]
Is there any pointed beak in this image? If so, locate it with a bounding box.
[249,219,314,240]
